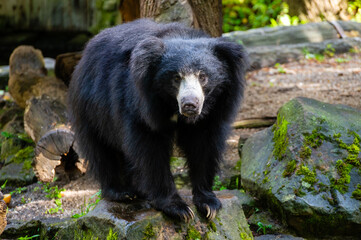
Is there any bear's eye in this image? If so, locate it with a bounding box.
[173,74,182,84]
[199,73,208,86]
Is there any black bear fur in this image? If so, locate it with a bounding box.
[68,19,248,221]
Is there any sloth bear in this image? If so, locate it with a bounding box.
[68,19,248,221]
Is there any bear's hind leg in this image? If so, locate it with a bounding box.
[100,150,137,202]
[76,126,136,202]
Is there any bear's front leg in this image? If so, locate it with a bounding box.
[123,121,194,222]
[177,122,225,220]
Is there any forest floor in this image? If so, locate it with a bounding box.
[5,51,361,225]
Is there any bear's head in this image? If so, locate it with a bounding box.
[130,36,248,130]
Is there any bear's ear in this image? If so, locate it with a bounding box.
[130,37,165,87]
[129,37,165,131]
[212,39,249,78]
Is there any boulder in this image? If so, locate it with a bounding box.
[55,190,254,240]
[241,97,361,237]
[246,37,361,69]
[0,112,36,187]
[223,21,361,48]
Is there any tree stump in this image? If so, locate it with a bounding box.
[55,52,82,86]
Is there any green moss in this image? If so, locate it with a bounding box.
[299,146,312,160]
[296,165,318,185]
[12,146,34,164]
[240,232,252,240]
[73,229,98,240]
[106,228,118,240]
[272,116,289,160]
[283,159,297,177]
[208,221,217,232]
[234,159,242,171]
[262,177,269,184]
[352,184,361,200]
[186,225,201,240]
[142,223,155,240]
[331,160,352,193]
[294,188,306,197]
[304,128,325,148]
[331,132,361,193]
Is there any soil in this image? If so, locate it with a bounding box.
[4,51,361,227]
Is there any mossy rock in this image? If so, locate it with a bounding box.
[55,190,254,240]
[241,97,361,238]
[0,146,36,187]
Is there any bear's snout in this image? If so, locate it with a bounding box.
[176,73,205,118]
[181,96,200,117]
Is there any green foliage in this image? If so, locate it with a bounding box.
[348,0,361,22]
[1,179,7,189]
[18,235,40,240]
[303,48,325,62]
[222,0,301,32]
[324,44,335,57]
[274,63,286,74]
[143,223,155,240]
[41,182,65,215]
[256,221,272,235]
[213,175,227,191]
[1,131,34,144]
[42,183,65,199]
[106,228,118,240]
[272,116,289,160]
[46,198,64,214]
[10,187,27,195]
[72,190,102,218]
[335,57,351,63]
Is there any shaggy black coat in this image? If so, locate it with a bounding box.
[68,19,248,221]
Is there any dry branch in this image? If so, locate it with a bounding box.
[232,117,276,129]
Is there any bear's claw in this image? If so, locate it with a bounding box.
[193,192,221,221]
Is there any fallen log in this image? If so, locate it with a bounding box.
[232,116,276,129]
[9,45,84,182]
[24,95,85,182]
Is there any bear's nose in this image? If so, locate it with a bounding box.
[181,97,199,117]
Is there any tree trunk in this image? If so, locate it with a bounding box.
[187,0,223,37]
[139,0,222,35]
[120,0,140,22]
[285,0,349,22]
[140,0,161,18]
